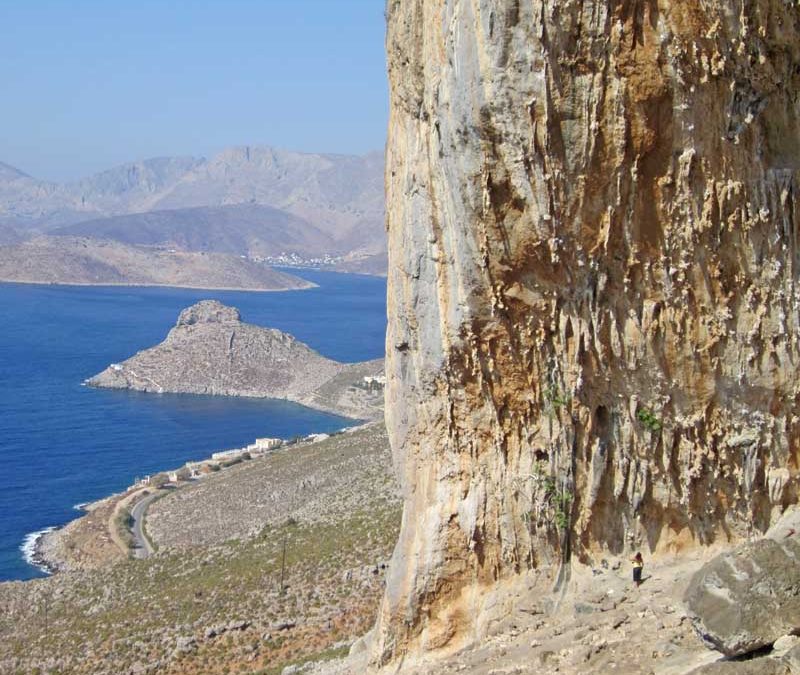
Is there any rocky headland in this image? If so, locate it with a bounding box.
[87,300,385,420]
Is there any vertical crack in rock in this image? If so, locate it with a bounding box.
[376,0,800,666]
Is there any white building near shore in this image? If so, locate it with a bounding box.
[246,437,282,456]
[363,374,386,390]
[211,448,248,461]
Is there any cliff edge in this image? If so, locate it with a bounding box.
[374,0,800,666]
[87,300,384,420]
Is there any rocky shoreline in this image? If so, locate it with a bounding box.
[28,422,373,575]
[32,493,132,574]
[22,526,61,575]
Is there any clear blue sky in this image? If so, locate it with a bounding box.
[0,1,388,181]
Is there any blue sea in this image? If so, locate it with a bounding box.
[0,270,386,582]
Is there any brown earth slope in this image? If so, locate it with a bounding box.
[0,236,313,291]
[0,424,401,675]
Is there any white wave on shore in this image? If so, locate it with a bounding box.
[73,502,90,512]
[20,526,56,574]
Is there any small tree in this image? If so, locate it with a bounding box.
[149,472,169,488]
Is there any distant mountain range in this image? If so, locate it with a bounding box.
[54,204,337,258]
[0,146,386,278]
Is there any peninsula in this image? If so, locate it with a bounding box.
[87,300,384,420]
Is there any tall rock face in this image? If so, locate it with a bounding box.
[375,0,800,665]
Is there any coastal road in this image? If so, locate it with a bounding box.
[130,491,161,559]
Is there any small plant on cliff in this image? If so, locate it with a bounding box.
[637,407,662,433]
[542,475,557,499]
[115,507,135,553]
[529,463,573,533]
[554,492,572,530]
[544,385,570,410]
[554,508,570,531]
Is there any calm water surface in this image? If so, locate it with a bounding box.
[0,270,386,581]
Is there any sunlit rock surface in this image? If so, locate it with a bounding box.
[375,0,800,665]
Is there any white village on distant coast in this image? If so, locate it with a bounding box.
[134,436,284,488]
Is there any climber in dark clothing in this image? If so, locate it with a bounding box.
[631,552,644,587]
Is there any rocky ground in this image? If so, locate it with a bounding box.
[37,489,149,573]
[0,423,401,675]
[307,548,775,675]
[296,360,385,421]
[376,552,721,675]
[146,425,398,549]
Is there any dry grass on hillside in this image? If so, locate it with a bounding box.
[0,423,400,675]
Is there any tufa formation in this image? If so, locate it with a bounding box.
[374,0,800,665]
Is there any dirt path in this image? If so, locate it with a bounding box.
[107,488,151,557]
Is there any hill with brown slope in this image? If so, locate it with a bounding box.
[0,424,401,675]
[52,204,338,258]
[0,236,312,291]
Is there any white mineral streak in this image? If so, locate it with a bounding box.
[374,0,800,666]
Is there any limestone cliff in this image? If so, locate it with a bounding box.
[375,0,800,665]
[87,300,384,420]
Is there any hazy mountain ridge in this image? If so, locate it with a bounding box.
[149,147,383,213]
[0,146,386,275]
[0,161,30,180]
[146,147,386,258]
[69,156,205,214]
[0,224,21,245]
[53,203,337,258]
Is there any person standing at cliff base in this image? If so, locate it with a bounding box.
[631,552,644,587]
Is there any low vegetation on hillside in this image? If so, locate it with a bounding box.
[0,424,400,675]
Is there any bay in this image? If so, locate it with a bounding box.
[0,270,386,581]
